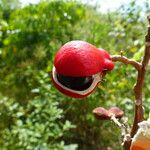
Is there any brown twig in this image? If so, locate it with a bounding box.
[110,16,150,150]
[110,116,131,148]
[111,116,129,135]
[130,15,150,137]
[111,55,142,71]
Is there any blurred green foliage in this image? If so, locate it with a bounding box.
[0,0,150,150]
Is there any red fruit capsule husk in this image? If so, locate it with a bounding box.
[54,41,105,77]
[53,40,114,98]
[52,75,98,98]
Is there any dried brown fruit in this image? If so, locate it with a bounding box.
[109,107,124,119]
[93,106,124,120]
[93,107,110,120]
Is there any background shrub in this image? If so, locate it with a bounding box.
[0,0,149,150]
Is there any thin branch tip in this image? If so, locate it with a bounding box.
[111,55,141,71]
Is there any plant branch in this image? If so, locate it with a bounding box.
[111,16,150,150]
[110,116,131,148]
[130,15,150,137]
[111,55,142,71]
[111,116,129,134]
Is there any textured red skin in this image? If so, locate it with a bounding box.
[98,48,111,59]
[98,48,114,71]
[54,41,105,77]
[52,75,99,98]
[53,40,114,98]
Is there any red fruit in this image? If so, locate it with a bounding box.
[52,40,114,98]
[55,41,103,76]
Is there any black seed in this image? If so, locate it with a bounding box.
[57,73,93,91]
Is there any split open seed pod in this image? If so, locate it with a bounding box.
[52,40,114,98]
